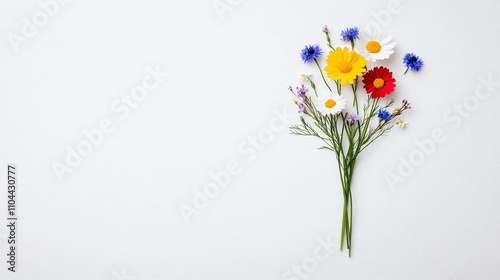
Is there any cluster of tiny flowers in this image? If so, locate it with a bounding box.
[289,86,308,113]
[391,99,412,127]
[401,99,411,109]
[392,99,411,115]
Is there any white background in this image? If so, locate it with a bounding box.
[1,0,500,279]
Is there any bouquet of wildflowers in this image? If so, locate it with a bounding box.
[288,26,423,256]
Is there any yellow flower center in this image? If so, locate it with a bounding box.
[325,99,336,108]
[373,78,385,89]
[300,73,307,77]
[366,41,382,53]
[397,119,403,124]
[338,61,353,73]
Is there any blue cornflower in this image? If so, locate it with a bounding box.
[403,53,424,73]
[340,27,360,42]
[300,44,322,63]
[377,109,391,121]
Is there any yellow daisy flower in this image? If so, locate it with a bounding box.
[324,47,367,85]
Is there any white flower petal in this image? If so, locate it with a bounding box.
[356,29,396,62]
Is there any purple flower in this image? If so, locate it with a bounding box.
[402,99,411,109]
[322,25,329,34]
[297,85,308,95]
[347,113,358,122]
[298,102,307,113]
[346,113,359,125]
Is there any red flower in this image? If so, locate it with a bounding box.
[362,66,396,98]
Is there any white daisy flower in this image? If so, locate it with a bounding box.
[396,118,408,128]
[297,72,312,83]
[356,30,396,62]
[316,94,346,116]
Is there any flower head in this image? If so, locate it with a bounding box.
[403,53,424,72]
[356,29,396,62]
[324,47,367,85]
[396,118,408,128]
[298,102,307,113]
[401,99,411,109]
[362,66,396,98]
[297,85,308,95]
[300,44,323,63]
[346,113,360,126]
[293,99,307,113]
[298,72,311,83]
[347,113,359,122]
[322,25,329,34]
[377,109,391,121]
[340,27,359,42]
[316,94,346,116]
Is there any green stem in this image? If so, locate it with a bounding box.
[309,79,318,97]
[347,158,356,252]
[343,155,357,254]
[339,171,347,251]
[314,58,332,92]
[326,35,335,51]
[340,186,348,251]
[352,78,360,114]
[351,84,359,114]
